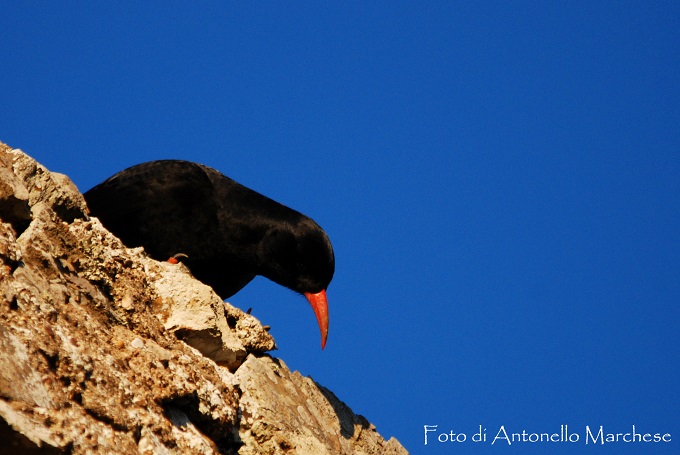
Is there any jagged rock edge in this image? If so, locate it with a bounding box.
[0,141,409,455]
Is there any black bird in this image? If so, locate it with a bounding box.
[84,160,334,348]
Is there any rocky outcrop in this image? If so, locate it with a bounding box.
[0,141,408,455]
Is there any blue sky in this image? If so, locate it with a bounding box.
[2,2,679,453]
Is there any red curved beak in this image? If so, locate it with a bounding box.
[304,289,329,349]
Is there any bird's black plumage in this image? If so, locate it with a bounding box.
[84,160,335,347]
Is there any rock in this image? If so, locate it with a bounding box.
[0,140,408,454]
[236,355,408,455]
[0,151,31,235]
[7,146,88,223]
[150,259,276,371]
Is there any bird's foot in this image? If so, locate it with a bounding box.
[167,253,189,264]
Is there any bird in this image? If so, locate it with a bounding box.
[84,160,334,349]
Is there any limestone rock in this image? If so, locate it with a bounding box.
[0,151,31,235]
[236,355,408,455]
[150,259,276,371]
[0,140,408,455]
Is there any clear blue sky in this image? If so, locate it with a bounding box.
[2,2,679,453]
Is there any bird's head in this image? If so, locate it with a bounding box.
[259,219,335,348]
